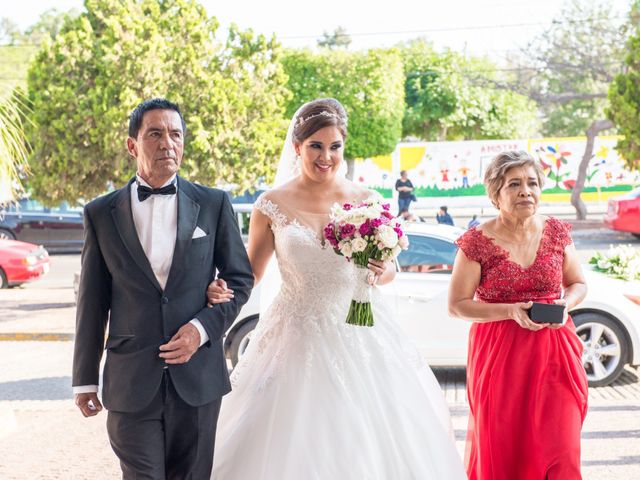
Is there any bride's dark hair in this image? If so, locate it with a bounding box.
[292,98,348,143]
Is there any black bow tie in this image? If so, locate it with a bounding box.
[137,182,177,202]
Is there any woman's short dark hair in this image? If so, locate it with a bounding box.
[128,98,186,139]
[292,98,348,144]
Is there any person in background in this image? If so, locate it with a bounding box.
[400,207,420,222]
[467,214,480,229]
[436,205,454,226]
[395,170,415,215]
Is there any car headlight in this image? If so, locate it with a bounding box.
[23,255,38,265]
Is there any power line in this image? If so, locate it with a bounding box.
[280,16,626,40]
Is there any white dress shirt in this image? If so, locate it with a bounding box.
[73,175,209,395]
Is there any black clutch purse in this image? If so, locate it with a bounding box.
[527,302,565,324]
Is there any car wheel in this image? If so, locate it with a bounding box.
[228,317,259,368]
[632,233,640,240]
[572,312,629,387]
[0,228,15,240]
[0,268,7,289]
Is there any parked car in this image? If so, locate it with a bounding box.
[0,198,84,253]
[604,187,640,238]
[225,222,640,388]
[0,239,50,288]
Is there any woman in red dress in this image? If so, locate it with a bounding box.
[448,151,588,479]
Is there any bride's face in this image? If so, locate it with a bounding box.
[295,126,345,182]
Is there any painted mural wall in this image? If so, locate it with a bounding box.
[353,136,640,202]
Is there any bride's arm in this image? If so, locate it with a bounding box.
[206,208,274,304]
[246,209,275,284]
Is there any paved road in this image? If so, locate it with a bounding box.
[0,341,639,479]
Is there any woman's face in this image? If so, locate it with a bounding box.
[496,165,541,218]
[295,126,344,183]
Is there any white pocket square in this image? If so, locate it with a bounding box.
[192,226,207,239]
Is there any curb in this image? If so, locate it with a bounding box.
[0,333,74,342]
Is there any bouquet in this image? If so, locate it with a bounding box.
[589,245,640,281]
[323,199,409,327]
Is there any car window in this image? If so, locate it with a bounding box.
[397,234,458,273]
[15,199,45,213]
[49,201,84,214]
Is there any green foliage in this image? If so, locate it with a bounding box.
[399,39,538,141]
[26,0,289,204]
[608,2,640,170]
[282,48,404,162]
[530,0,626,136]
[0,91,30,202]
[317,26,351,49]
[0,45,37,98]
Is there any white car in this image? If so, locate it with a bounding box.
[224,221,640,387]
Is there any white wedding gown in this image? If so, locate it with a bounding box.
[211,194,466,479]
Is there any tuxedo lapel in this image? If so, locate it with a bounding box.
[110,179,163,293]
[165,178,200,288]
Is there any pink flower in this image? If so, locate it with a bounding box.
[371,218,382,228]
[324,224,338,245]
[394,227,403,238]
[359,220,373,236]
[381,211,394,219]
[382,203,390,211]
[340,223,356,238]
[342,203,353,211]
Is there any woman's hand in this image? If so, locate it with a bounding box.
[548,298,568,330]
[505,301,549,331]
[366,259,386,285]
[206,278,234,305]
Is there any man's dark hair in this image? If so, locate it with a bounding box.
[440,205,448,213]
[128,98,186,139]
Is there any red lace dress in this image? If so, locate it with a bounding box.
[455,217,588,480]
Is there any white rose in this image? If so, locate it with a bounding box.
[339,241,353,257]
[376,225,399,249]
[351,237,368,253]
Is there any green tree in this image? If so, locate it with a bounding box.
[399,39,539,141]
[317,26,351,49]
[0,91,30,203]
[608,1,640,171]
[282,48,404,178]
[26,0,289,204]
[22,8,81,45]
[509,0,627,136]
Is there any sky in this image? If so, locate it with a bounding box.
[6,0,633,60]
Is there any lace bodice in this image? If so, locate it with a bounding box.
[455,217,573,303]
[253,193,357,320]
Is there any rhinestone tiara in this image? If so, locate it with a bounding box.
[296,110,345,127]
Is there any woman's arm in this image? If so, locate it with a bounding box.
[550,243,587,328]
[246,208,275,284]
[448,249,544,330]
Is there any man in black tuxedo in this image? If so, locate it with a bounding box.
[72,98,253,479]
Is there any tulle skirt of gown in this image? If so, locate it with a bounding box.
[211,288,466,479]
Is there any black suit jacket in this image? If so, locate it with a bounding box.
[72,177,253,413]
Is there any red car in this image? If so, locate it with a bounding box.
[604,187,640,239]
[0,239,50,288]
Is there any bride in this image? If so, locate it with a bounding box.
[208,98,466,479]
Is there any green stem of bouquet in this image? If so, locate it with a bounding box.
[346,300,374,327]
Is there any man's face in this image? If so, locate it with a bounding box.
[127,109,184,186]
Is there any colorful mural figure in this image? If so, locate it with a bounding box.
[352,136,639,203]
